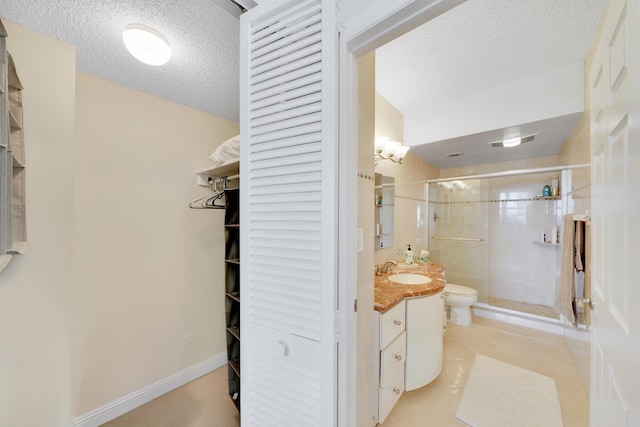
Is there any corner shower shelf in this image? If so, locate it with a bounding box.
[534,195,561,200]
[532,241,559,247]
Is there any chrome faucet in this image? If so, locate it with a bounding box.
[376,259,398,275]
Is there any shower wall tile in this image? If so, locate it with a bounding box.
[488,173,562,307]
[430,172,564,310]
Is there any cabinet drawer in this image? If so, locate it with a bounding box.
[379,331,406,423]
[380,302,406,349]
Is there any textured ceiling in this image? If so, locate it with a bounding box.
[0,0,609,162]
[376,0,608,117]
[0,0,240,121]
[376,0,608,168]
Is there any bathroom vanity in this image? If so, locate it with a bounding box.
[373,302,406,423]
[373,264,446,424]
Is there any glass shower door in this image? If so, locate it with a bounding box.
[428,179,489,303]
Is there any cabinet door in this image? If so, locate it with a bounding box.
[379,331,406,423]
[405,292,444,391]
[379,301,405,349]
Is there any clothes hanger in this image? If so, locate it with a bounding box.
[188,176,236,209]
[188,190,224,209]
[203,191,225,209]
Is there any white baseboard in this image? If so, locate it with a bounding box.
[73,352,227,427]
[472,303,565,335]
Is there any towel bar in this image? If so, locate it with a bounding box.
[431,236,484,242]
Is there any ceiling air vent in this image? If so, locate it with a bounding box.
[489,134,536,148]
[225,0,248,12]
[216,0,257,15]
[447,152,463,158]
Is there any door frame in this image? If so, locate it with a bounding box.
[338,2,465,425]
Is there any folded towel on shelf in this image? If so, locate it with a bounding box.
[208,135,239,165]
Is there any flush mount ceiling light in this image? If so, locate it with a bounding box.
[374,136,410,164]
[488,134,536,148]
[502,136,522,148]
[122,24,171,66]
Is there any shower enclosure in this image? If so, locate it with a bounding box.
[428,170,568,319]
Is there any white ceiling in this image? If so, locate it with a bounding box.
[0,0,241,122]
[0,0,609,167]
[409,112,584,169]
[376,0,609,168]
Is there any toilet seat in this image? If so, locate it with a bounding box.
[444,283,477,296]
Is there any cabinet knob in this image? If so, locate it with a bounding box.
[394,354,402,361]
[393,387,401,395]
[393,320,402,326]
[271,341,288,358]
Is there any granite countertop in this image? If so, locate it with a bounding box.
[374,262,446,313]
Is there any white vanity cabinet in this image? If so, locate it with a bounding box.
[405,291,445,391]
[374,301,406,424]
[373,291,445,424]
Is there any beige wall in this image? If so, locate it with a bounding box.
[73,73,238,415]
[557,114,590,166]
[374,92,403,143]
[1,20,237,425]
[374,94,439,264]
[0,21,76,426]
[357,52,376,427]
[557,13,596,170]
[557,3,605,396]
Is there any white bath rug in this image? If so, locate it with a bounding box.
[456,354,564,427]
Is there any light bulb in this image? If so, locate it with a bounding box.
[502,136,521,148]
[384,140,401,157]
[395,145,410,159]
[123,24,171,66]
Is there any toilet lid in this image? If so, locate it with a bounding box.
[445,283,478,296]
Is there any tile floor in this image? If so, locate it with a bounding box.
[102,316,589,426]
[382,316,589,427]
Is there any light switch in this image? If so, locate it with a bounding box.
[357,228,364,252]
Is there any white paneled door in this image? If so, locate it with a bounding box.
[589,0,640,425]
[239,0,339,426]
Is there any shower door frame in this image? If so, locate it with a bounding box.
[425,164,590,323]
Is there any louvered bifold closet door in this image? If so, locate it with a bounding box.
[240,0,338,425]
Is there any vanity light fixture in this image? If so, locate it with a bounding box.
[374,135,410,164]
[502,136,522,148]
[122,24,171,66]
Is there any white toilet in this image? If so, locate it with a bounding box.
[444,283,478,327]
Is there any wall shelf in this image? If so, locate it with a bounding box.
[534,195,561,200]
[195,159,239,186]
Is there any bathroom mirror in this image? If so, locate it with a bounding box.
[374,173,394,249]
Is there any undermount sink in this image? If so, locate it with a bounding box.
[388,273,432,286]
[395,263,419,270]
